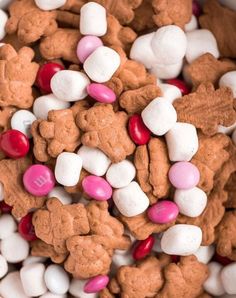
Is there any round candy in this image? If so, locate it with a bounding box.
[168,161,200,189]
[11,110,36,138]
[18,213,37,242]
[166,79,190,95]
[213,253,232,266]
[36,62,65,94]
[84,275,109,293]
[23,165,55,196]
[128,114,151,145]
[192,0,202,17]
[132,235,155,260]
[82,176,112,201]
[77,35,103,63]
[0,201,12,213]
[147,200,179,224]
[0,129,30,159]
[87,83,116,103]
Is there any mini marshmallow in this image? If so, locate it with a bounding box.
[69,278,97,298]
[80,2,107,36]
[186,29,220,63]
[112,251,133,271]
[113,181,149,217]
[55,152,82,187]
[0,271,29,298]
[204,262,225,296]
[0,181,3,201]
[221,263,236,295]
[34,0,66,10]
[150,60,183,80]
[0,255,8,278]
[219,0,236,11]
[165,122,199,161]
[0,9,8,40]
[106,160,136,188]
[159,83,182,104]
[51,70,90,101]
[193,245,215,264]
[48,186,72,205]
[44,265,70,295]
[219,71,236,98]
[20,263,47,297]
[232,129,236,145]
[141,97,177,136]
[184,15,198,32]
[33,94,70,120]
[11,110,37,138]
[77,146,111,176]
[0,214,17,239]
[218,122,236,135]
[151,25,187,65]
[23,256,47,266]
[174,187,207,217]
[83,46,120,83]
[161,224,202,256]
[40,292,66,298]
[0,0,12,9]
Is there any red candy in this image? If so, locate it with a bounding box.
[132,235,155,260]
[166,79,190,95]
[0,201,12,213]
[128,114,151,145]
[192,0,202,17]
[0,129,30,159]
[36,62,65,93]
[18,213,37,242]
[213,253,233,266]
[171,255,180,263]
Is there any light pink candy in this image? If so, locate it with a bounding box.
[147,200,179,224]
[77,36,103,63]
[168,161,200,189]
[87,83,116,103]
[23,165,55,196]
[82,175,112,201]
[84,275,109,293]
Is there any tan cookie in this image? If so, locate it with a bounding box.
[173,82,236,136]
[2,33,26,51]
[60,0,85,13]
[64,169,89,195]
[0,107,16,133]
[105,77,124,97]
[130,0,155,32]
[99,288,115,298]
[225,173,236,208]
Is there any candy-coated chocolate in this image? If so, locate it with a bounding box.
[77,36,103,63]
[192,0,202,17]
[18,213,37,242]
[166,79,190,95]
[82,175,112,201]
[84,275,109,293]
[132,235,155,260]
[0,201,12,213]
[87,83,116,103]
[128,114,151,145]
[147,200,179,224]
[213,253,233,266]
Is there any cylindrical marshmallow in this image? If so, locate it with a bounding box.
[11,110,37,138]
[0,0,12,9]
[40,292,66,298]
[184,15,198,32]
[150,60,183,80]
[69,278,97,298]
[48,186,72,205]
[221,263,236,295]
[0,271,29,298]
[0,9,8,40]
[44,265,70,295]
[112,252,133,271]
[219,71,236,98]
[34,0,67,10]
[219,0,236,11]
[159,83,182,104]
[193,245,215,264]
[0,255,8,278]
[23,256,47,266]
[0,214,17,239]
[218,122,236,135]
[204,262,225,296]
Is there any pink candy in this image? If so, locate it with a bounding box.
[23,165,55,196]
[147,200,179,224]
[77,35,103,63]
[168,161,200,189]
[82,175,112,201]
[87,83,116,103]
[84,275,109,293]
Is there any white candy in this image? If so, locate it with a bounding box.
[0,9,7,40]
[69,278,97,298]
[44,265,69,295]
[77,146,111,176]
[51,70,90,101]
[204,262,225,296]
[232,129,236,145]
[84,46,120,83]
[0,0,12,9]
[151,25,187,65]
[0,271,30,298]
[113,181,149,217]
[106,160,136,188]
[186,29,220,63]
[159,83,182,104]
[141,98,177,136]
[219,0,236,11]
[1,232,29,263]
[80,2,107,36]
[23,256,47,266]
[174,187,207,217]
[193,245,215,264]
[40,292,66,298]
[221,263,236,294]
[55,152,82,187]
[20,263,47,297]
[0,214,17,239]
[161,224,202,256]
[34,0,66,10]
[218,122,236,135]
[48,186,72,205]
[0,181,3,201]
[184,15,198,32]
[0,255,8,278]
[11,110,36,138]
[33,94,70,120]
[150,60,183,80]
[219,71,236,98]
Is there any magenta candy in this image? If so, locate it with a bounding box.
[77,36,103,63]
[87,83,116,103]
[82,175,112,201]
[168,161,200,189]
[147,201,179,224]
[23,165,55,196]
[192,0,202,17]
[84,275,109,293]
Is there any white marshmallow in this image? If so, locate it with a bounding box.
[55,152,82,187]
[106,160,136,188]
[20,263,47,297]
[204,262,225,296]
[0,181,3,201]
[112,252,133,270]
[80,2,107,36]
[159,83,182,104]
[151,25,187,65]
[0,255,8,278]
[141,97,177,136]
[218,122,236,135]
[219,0,236,11]
[130,32,157,69]
[193,245,215,264]
[150,60,183,80]
[23,256,47,266]
[186,29,220,63]
[44,265,69,295]
[184,15,198,32]
[33,94,70,120]
[40,292,66,298]
[232,129,236,145]
[51,70,90,101]
[0,214,17,239]
[113,181,149,217]
[0,9,8,40]
[0,0,12,9]
[48,186,72,205]
[34,0,66,10]
[69,278,97,298]
[0,271,30,298]
[11,110,37,138]
[77,146,111,176]
[221,263,236,294]
[219,71,236,98]
[174,187,207,217]
[161,224,202,256]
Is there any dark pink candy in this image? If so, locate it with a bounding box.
[84,275,109,293]
[82,175,112,201]
[87,83,116,103]
[147,200,179,224]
